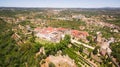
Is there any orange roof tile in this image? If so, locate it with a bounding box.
[57,27,66,31]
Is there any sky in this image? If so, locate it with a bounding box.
[0,0,120,8]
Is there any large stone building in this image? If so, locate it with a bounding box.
[34,27,89,43]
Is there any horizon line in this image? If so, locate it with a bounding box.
[0,6,120,9]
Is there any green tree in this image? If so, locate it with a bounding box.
[79,46,83,52]
[93,47,98,55]
[49,62,55,67]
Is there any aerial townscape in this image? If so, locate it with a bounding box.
[0,0,120,67]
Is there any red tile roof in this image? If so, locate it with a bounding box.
[71,30,89,37]
[34,27,89,38]
[79,31,89,36]
[57,27,66,31]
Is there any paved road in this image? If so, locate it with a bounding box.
[71,39,95,50]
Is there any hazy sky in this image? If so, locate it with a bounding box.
[0,0,120,8]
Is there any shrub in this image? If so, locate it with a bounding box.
[49,62,55,67]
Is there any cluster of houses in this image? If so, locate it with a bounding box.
[34,27,89,43]
[96,32,114,56]
[53,14,85,21]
